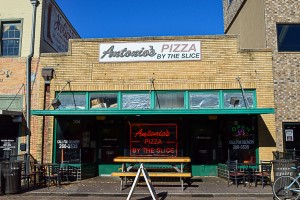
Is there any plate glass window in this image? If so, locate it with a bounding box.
[189,92,219,109]
[90,93,118,109]
[155,92,184,109]
[57,93,86,110]
[122,93,150,109]
[223,92,254,108]
[277,24,300,52]
[1,22,21,56]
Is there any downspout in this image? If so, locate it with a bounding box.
[26,0,39,176]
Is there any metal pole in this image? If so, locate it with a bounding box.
[236,77,249,109]
[26,0,39,176]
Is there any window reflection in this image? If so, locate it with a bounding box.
[277,24,300,52]
[58,93,86,110]
[223,92,254,108]
[190,93,219,109]
[122,93,150,109]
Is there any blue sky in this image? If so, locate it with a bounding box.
[55,0,224,38]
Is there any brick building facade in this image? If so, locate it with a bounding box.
[32,36,276,177]
[223,0,300,155]
[0,0,79,160]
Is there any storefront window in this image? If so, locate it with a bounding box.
[227,119,256,163]
[155,92,184,109]
[122,93,150,109]
[223,92,254,108]
[90,93,118,109]
[56,117,96,164]
[189,92,219,109]
[58,93,86,110]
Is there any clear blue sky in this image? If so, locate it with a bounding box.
[55,0,224,38]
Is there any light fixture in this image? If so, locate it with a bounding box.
[48,80,71,110]
[42,67,55,84]
[51,99,61,109]
[230,97,240,107]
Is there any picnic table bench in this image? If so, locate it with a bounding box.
[111,156,191,191]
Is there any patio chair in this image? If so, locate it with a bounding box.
[254,160,272,188]
[45,164,61,188]
[227,160,246,187]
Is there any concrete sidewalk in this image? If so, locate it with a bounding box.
[17,176,273,198]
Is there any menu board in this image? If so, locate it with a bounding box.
[130,123,178,156]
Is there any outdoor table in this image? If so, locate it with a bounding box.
[112,156,192,191]
[113,156,191,173]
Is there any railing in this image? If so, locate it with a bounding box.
[217,163,228,180]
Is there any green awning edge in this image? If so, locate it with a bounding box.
[31,108,274,116]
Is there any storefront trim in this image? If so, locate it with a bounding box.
[32,108,274,116]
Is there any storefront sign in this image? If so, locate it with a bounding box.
[130,124,178,156]
[99,41,201,62]
[57,140,80,149]
[0,139,15,151]
[43,0,79,52]
[228,124,255,150]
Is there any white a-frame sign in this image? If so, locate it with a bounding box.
[126,163,158,200]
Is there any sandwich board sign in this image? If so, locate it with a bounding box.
[126,163,158,200]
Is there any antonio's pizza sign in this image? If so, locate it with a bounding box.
[130,123,178,156]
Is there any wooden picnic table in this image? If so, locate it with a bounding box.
[111,156,191,191]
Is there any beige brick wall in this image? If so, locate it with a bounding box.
[32,35,276,163]
[223,0,300,158]
[264,0,300,152]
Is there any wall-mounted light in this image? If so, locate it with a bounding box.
[51,99,61,109]
[230,97,240,107]
[42,67,54,84]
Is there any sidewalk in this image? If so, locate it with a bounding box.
[18,176,273,198]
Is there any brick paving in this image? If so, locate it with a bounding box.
[16,176,273,198]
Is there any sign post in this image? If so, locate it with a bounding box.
[126,163,158,200]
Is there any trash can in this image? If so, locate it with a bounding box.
[1,161,22,194]
[272,159,297,181]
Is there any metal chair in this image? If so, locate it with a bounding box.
[227,160,246,187]
[254,160,272,188]
[45,164,61,188]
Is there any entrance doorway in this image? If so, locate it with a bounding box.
[283,123,300,157]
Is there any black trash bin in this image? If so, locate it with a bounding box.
[1,161,22,194]
[272,159,297,181]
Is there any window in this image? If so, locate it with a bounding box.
[90,93,118,109]
[1,21,22,56]
[189,92,219,109]
[122,93,150,109]
[155,92,184,109]
[57,93,86,110]
[223,91,254,108]
[228,0,234,5]
[277,24,300,52]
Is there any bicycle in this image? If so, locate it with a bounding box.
[272,166,300,200]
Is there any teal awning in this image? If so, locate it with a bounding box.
[32,108,274,116]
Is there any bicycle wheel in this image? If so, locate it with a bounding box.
[273,175,300,200]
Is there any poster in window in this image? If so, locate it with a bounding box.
[285,129,294,142]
